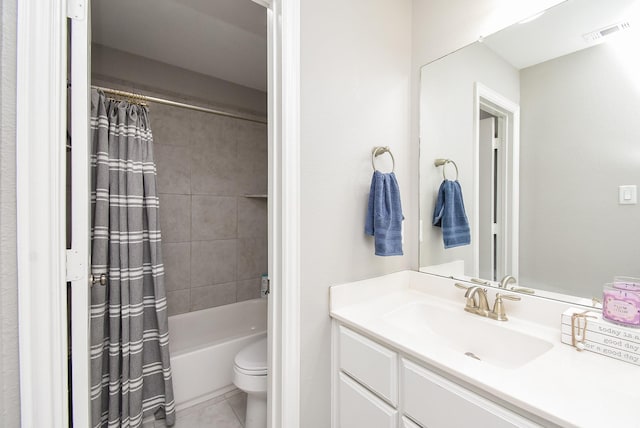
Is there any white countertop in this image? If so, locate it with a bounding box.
[329,270,640,428]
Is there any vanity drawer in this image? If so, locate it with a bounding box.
[339,326,398,405]
[402,359,541,428]
[401,416,422,428]
[339,372,398,428]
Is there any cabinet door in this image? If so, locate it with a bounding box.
[339,326,398,405]
[402,416,422,428]
[402,360,541,428]
[339,373,398,428]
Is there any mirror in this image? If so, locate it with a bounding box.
[419,0,640,303]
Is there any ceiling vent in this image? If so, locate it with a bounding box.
[583,21,632,43]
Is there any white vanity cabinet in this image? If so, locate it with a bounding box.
[333,324,542,428]
[338,373,398,428]
[402,360,540,428]
[401,416,421,428]
[336,326,399,428]
[338,326,398,405]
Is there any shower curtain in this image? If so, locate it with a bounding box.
[90,89,175,427]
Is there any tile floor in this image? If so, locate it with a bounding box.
[145,389,248,428]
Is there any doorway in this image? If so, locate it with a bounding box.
[17,1,301,426]
[79,1,268,425]
[479,112,501,281]
[473,83,520,281]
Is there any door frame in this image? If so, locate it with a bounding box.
[16,1,69,426]
[473,82,520,280]
[265,1,301,427]
[15,0,301,426]
[68,2,92,426]
[478,115,497,280]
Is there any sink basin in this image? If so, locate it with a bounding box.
[382,301,553,369]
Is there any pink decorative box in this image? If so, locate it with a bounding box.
[602,278,640,327]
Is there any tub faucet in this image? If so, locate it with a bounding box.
[463,286,490,316]
[499,275,517,289]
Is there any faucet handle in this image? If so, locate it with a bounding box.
[489,293,520,321]
[454,282,470,290]
[499,293,521,301]
[510,286,535,295]
[470,277,490,285]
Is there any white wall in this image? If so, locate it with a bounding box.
[519,42,640,297]
[0,0,21,425]
[299,0,413,426]
[419,42,519,273]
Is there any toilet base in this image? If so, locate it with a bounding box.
[245,391,267,428]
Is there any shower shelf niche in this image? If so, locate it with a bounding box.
[242,194,268,199]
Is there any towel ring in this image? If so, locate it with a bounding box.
[372,146,395,173]
[372,146,395,172]
[434,158,459,180]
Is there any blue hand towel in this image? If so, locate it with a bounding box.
[365,171,404,256]
[432,180,470,249]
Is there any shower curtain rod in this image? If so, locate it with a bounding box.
[91,85,267,125]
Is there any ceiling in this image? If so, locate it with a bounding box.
[92,0,268,91]
[484,0,640,69]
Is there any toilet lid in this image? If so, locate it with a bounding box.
[234,337,267,374]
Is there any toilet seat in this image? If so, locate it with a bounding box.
[234,337,267,376]
[234,365,267,376]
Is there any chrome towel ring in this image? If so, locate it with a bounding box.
[434,158,459,180]
[372,146,395,173]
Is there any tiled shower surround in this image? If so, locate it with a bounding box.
[150,102,267,316]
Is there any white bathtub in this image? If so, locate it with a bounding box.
[168,298,267,409]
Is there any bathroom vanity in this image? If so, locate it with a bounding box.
[329,271,640,428]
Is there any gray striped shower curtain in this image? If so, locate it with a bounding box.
[90,89,175,427]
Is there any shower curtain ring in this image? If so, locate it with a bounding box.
[91,274,108,286]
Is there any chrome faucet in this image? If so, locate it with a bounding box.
[463,286,490,316]
[499,275,517,289]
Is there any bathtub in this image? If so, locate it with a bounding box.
[168,298,267,409]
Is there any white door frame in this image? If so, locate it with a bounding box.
[473,82,520,280]
[16,1,69,427]
[68,0,92,426]
[16,0,301,426]
[266,1,301,427]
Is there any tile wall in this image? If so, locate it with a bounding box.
[150,102,268,315]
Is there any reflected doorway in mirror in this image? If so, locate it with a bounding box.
[474,83,520,283]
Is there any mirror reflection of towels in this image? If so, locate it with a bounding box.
[365,171,404,256]
[432,180,470,249]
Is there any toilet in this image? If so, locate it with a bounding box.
[233,337,267,428]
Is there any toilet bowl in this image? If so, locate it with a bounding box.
[233,336,267,428]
